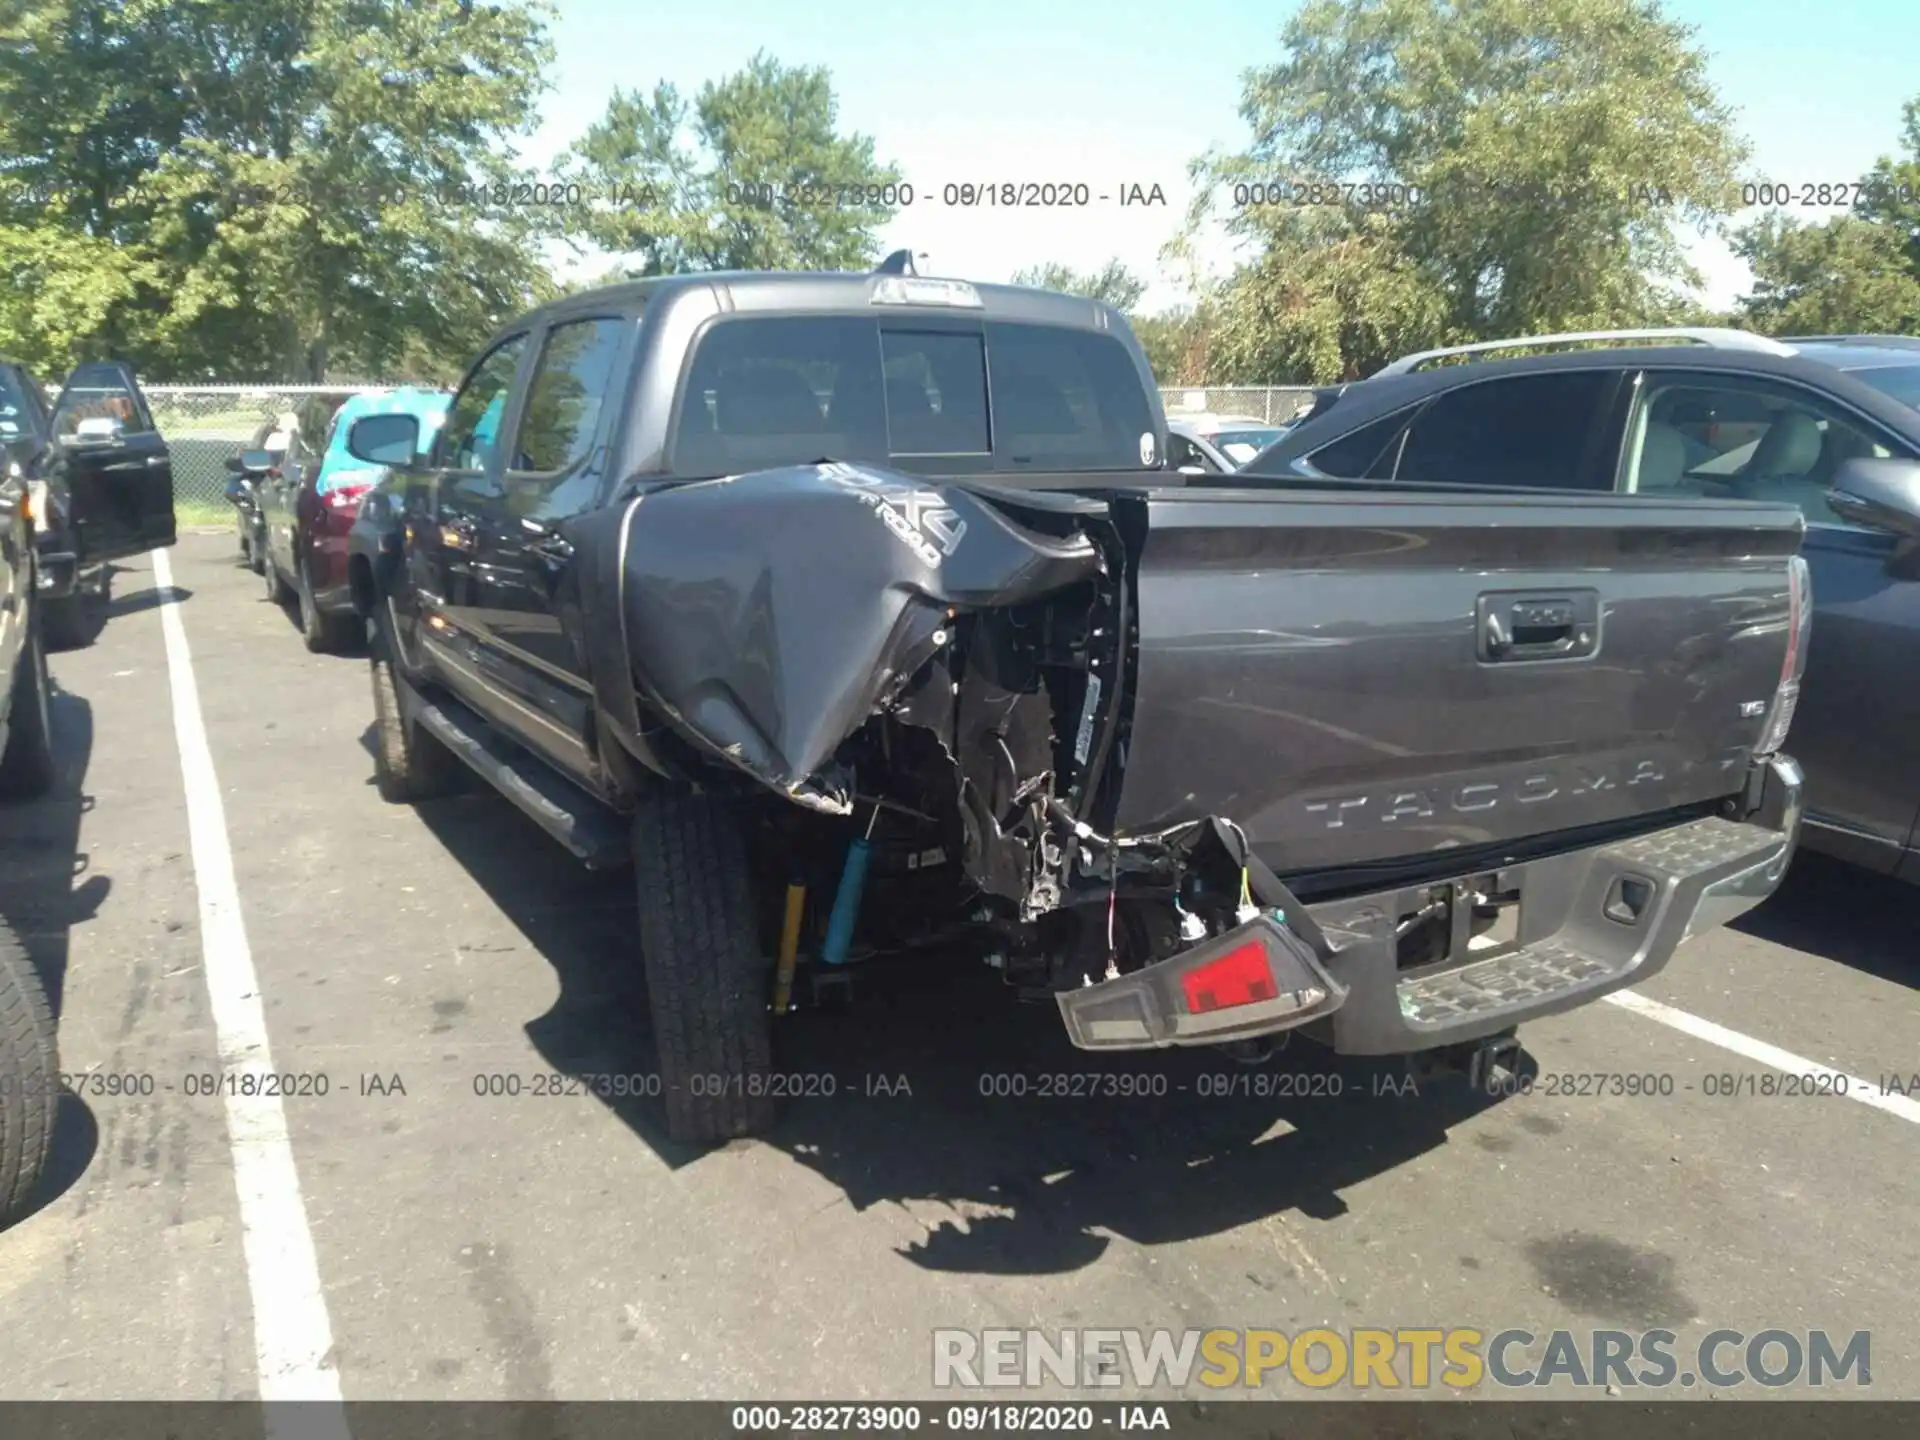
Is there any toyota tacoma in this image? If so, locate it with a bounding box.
[339,256,1809,1143]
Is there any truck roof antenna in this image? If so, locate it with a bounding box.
[875,249,921,276]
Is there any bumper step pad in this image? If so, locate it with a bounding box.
[1396,816,1787,1029]
[1400,939,1610,1027]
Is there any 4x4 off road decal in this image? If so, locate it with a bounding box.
[818,462,968,568]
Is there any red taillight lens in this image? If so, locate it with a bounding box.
[1756,555,1811,755]
[1180,940,1279,1015]
[323,482,374,512]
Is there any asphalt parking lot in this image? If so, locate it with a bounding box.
[0,532,1914,1402]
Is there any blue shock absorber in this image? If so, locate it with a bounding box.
[821,808,879,966]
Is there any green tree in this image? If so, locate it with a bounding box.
[1131,308,1212,385]
[1184,0,1747,381]
[0,0,557,380]
[1855,97,1920,273]
[1733,215,1920,336]
[559,52,901,276]
[1731,96,1920,336]
[1008,259,1149,313]
[1198,212,1453,382]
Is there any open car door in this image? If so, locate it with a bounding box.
[50,361,177,564]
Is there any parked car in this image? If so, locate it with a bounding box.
[236,387,450,652]
[1246,327,1920,883]
[1,358,177,649]
[339,258,1805,1145]
[1165,413,1294,473]
[0,402,59,1231]
[228,412,298,574]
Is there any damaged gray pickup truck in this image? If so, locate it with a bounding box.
[342,257,1810,1143]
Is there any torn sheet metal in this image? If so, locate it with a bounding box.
[613,462,1101,806]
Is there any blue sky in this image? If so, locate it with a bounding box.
[522,0,1916,314]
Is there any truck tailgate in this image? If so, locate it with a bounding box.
[1112,488,1805,873]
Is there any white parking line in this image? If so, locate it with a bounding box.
[1605,989,1920,1126]
[153,549,353,1434]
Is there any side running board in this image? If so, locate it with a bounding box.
[409,690,630,870]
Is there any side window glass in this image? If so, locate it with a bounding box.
[505,318,629,518]
[1391,372,1619,489]
[53,364,155,440]
[0,369,31,443]
[511,319,627,475]
[440,338,527,472]
[1303,406,1420,479]
[1624,374,1902,526]
[674,316,883,475]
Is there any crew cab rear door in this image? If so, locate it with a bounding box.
[50,361,177,563]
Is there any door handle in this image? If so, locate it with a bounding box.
[1477,590,1600,662]
[526,532,573,566]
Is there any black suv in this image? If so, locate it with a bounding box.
[1,358,178,648]
[0,407,58,1233]
[0,355,175,1228]
[1243,330,1920,882]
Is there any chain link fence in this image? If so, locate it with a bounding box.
[146,384,393,520]
[1159,385,1318,425]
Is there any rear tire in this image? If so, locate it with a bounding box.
[263,547,291,606]
[0,620,55,799]
[633,792,776,1144]
[367,606,461,803]
[298,562,356,654]
[0,916,57,1231]
[41,568,108,652]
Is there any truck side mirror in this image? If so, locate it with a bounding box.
[1828,457,1920,539]
[347,413,422,468]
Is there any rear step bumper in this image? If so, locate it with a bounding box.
[1059,755,1803,1055]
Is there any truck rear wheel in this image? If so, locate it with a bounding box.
[298,561,357,654]
[0,918,57,1230]
[0,621,55,800]
[42,569,108,653]
[263,549,292,606]
[367,607,461,803]
[632,792,776,1144]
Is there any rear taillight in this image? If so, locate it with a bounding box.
[323,482,374,513]
[1180,940,1279,1015]
[1755,554,1811,756]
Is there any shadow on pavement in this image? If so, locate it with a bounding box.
[107,584,190,622]
[0,681,106,1219]
[1732,849,1916,990]
[400,747,1508,1275]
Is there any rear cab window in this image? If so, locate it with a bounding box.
[668,314,1155,478]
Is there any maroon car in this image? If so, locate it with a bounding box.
[247,388,448,652]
